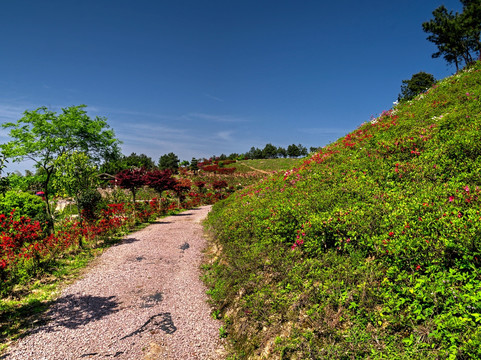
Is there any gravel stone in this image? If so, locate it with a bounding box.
[3,206,225,360]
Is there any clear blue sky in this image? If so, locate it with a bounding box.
[0,0,463,173]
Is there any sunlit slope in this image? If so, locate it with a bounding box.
[205,62,481,359]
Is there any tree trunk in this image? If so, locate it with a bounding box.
[43,168,55,233]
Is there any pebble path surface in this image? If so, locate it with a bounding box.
[2,206,225,360]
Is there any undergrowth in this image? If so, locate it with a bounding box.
[204,61,481,359]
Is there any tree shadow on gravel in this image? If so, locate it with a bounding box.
[33,294,120,333]
[114,237,139,246]
[0,294,120,358]
[120,312,176,340]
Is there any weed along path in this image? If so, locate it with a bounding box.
[3,206,225,360]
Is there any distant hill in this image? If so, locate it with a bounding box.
[205,61,481,359]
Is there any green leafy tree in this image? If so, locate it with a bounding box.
[398,72,437,102]
[298,144,308,157]
[144,168,176,206]
[189,158,199,174]
[114,167,146,204]
[158,152,179,173]
[1,105,121,223]
[423,1,481,70]
[287,144,301,158]
[124,152,156,169]
[277,147,288,158]
[52,151,99,219]
[246,147,263,159]
[461,0,481,60]
[262,143,278,159]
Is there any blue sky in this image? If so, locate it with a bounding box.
[0,0,463,173]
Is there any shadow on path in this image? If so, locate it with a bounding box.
[120,312,176,340]
[40,294,119,332]
[114,237,139,246]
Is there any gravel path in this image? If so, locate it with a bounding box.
[2,206,225,360]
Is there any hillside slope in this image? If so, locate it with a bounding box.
[205,61,481,359]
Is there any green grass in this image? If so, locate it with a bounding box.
[0,249,97,352]
[204,61,481,359]
[226,158,303,174]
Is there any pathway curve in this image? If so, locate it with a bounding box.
[2,206,225,360]
[241,163,270,174]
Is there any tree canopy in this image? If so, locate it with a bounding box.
[158,152,179,173]
[398,72,437,102]
[423,1,481,70]
[1,105,121,220]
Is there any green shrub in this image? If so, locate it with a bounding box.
[77,188,104,220]
[0,191,47,222]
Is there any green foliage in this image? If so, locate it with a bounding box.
[125,152,156,169]
[423,2,481,70]
[1,105,121,223]
[262,143,278,159]
[287,143,308,158]
[190,157,199,173]
[7,173,42,193]
[398,72,437,102]
[0,191,47,222]
[158,152,179,173]
[52,151,99,201]
[205,61,481,359]
[0,154,9,197]
[77,188,103,220]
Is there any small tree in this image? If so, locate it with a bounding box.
[189,158,199,174]
[277,147,288,158]
[114,168,146,203]
[1,105,121,225]
[262,143,278,159]
[144,169,176,204]
[158,152,180,173]
[172,178,191,206]
[398,72,437,102]
[52,151,99,219]
[124,152,156,170]
[246,147,263,159]
[287,144,301,158]
[298,144,308,157]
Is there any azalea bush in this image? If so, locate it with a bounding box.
[0,166,242,296]
[205,61,481,359]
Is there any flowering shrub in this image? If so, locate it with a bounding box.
[212,180,228,191]
[202,165,218,172]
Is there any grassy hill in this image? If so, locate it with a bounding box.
[204,61,481,359]
[227,158,303,174]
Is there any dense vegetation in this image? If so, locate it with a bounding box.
[205,61,481,359]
